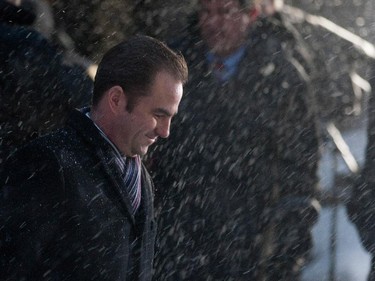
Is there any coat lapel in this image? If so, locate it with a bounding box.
[67,108,137,226]
[97,148,136,226]
[138,164,156,281]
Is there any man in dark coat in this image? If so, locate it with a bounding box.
[0,35,188,281]
[150,0,320,280]
[0,0,93,170]
[279,2,372,129]
[347,61,375,281]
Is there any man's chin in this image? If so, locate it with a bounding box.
[138,146,150,157]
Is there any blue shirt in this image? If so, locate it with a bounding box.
[206,46,246,82]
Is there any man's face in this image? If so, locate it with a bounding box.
[199,0,252,57]
[114,71,183,157]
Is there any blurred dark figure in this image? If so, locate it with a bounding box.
[0,0,35,24]
[19,0,98,78]
[347,66,375,281]
[0,0,93,170]
[274,0,372,129]
[264,1,375,280]
[149,0,321,280]
[48,0,134,62]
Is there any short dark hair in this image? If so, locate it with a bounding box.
[92,35,188,110]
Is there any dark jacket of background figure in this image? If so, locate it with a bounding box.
[0,4,93,170]
[0,109,156,281]
[347,61,375,281]
[277,6,371,130]
[149,17,320,281]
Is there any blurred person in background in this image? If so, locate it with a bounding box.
[0,0,94,170]
[259,0,372,128]
[149,0,321,280]
[256,1,375,280]
[347,54,375,281]
[347,76,375,281]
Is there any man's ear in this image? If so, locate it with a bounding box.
[107,85,127,114]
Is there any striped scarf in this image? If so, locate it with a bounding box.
[119,155,142,214]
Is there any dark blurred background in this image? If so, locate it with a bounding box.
[46,0,375,62]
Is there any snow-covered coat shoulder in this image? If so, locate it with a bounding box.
[0,109,156,281]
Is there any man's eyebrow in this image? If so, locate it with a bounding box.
[154,108,175,117]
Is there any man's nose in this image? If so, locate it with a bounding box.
[156,119,171,139]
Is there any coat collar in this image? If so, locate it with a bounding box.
[66,108,142,226]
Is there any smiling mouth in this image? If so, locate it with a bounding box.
[147,137,157,144]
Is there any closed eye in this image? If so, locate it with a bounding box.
[154,113,166,118]
[153,108,174,118]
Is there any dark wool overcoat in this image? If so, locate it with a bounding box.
[150,17,320,281]
[0,14,93,170]
[347,60,375,281]
[0,109,156,281]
